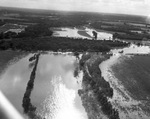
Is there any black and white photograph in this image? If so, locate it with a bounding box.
[0,0,150,119]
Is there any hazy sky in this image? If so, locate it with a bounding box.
[0,0,150,16]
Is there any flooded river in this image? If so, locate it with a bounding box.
[0,51,87,119]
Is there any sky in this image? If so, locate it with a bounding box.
[0,0,150,16]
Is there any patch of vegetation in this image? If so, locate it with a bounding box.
[16,23,53,38]
[79,53,119,119]
[0,36,129,52]
[0,23,53,39]
[0,21,5,26]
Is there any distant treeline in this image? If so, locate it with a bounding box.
[0,37,129,52]
[91,22,141,34]
[17,23,53,38]
[113,32,150,40]
[0,7,148,29]
[0,7,147,24]
[91,22,150,40]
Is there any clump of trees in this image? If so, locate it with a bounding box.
[17,23,53,38]
[0,23,53,40]
[92,31,97,40]
[0,31,17,39]
[0,21,5,26]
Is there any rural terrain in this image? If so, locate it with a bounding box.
[0,6,150,119]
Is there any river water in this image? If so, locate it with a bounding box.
[0,51,87,119]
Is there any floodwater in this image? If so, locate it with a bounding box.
[100,44,150,119]
[53,27,112,40]
[0,51,87,119]
[1,35,150,119]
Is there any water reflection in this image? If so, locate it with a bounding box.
[0,52,87,119]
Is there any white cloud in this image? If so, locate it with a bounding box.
[0,0,150,16]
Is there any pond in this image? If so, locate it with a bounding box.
[0,51,87,119]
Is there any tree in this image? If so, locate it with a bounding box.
[92,31,97,40]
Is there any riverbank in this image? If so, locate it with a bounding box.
[99,45,150,119]
[78,53,119,119]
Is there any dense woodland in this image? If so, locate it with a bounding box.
[79,54,119,119]
[0,36,129,52]
[0,23,53,39]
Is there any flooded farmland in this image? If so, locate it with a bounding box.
[0,51,87,119]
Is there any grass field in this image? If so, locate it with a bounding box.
[111,55,150,100]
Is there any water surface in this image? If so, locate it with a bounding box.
[0,52,87,119]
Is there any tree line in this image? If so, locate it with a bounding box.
[0,36,129,52]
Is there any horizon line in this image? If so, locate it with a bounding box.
[0,5,147,17]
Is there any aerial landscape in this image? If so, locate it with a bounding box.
[0,0,150,119]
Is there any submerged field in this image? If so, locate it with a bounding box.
[0,51,87,119]
[102,54,150,119]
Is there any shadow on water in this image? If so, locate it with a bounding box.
[22,53,43,119]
